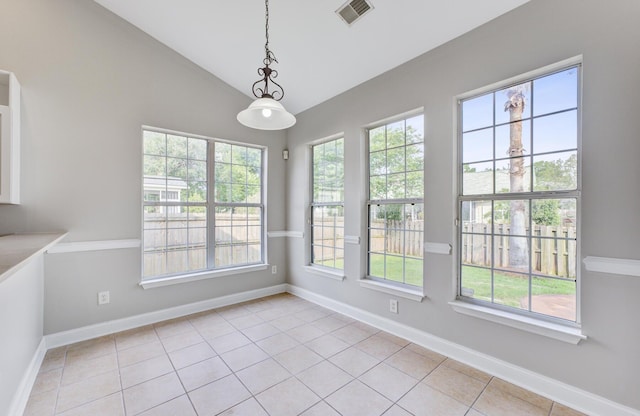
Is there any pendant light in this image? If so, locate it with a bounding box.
[237,0,296,130]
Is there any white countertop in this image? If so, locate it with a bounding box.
[0,233,67,283]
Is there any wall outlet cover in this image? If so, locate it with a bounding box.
[98,291,110,305]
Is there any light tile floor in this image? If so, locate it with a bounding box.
[24,293,587,416]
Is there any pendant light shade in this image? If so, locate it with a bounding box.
[237,97,296,130]
[237,0,296,130]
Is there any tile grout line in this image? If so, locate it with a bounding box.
[466,374,494,416]
[148,323,190,416]
[52,349,65,416]
[27,294,584,416]
[112,336,126,416]
[215,308,274,416]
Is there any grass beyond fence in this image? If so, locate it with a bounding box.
[321,255,575,311]
[461,266,575,310]
[319,255,423,287]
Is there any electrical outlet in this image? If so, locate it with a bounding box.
[271,265,277,274]
[98,291,110,305]
[389,299,398,314]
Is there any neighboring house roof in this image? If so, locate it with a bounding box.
[463,166,568,194]
[463,168,522,195]
[143,176,188,190]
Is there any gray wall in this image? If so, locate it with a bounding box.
[1,0,639,411]
[0,0,288,333]
[286,0,640,409]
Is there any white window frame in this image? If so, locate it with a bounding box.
[141,126,267,287]
[453,57,585,341]
[309,136,345,273]
[364,109,425,294]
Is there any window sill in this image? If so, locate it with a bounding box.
[304,265,345,281]
[140,264,269,289]
[448,300,586,345]
[358,278,425,302]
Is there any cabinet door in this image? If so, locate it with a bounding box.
[0,105,19,204]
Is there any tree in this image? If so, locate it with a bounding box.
[369,124,424,201]
[532,199,561,226]
[533,155,577,190]
[485,199,560,226]
[143,132,208,205]
[375,204,403,221]
[313,138,344,203]
[504,86,529,269]
[214,143,261,208]
[143,133,262,211]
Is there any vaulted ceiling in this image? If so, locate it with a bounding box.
[94,0,529,114]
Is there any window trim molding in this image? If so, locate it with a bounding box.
[359,278,425,302]
[141,126,267,282]
[140,264,269,289]
[309,136,345,270]
[365,110,426,289]
[363,107,425,129]
[454,57,583,324]
[449,300,586,344]
[304,265,346,281]
[456,55,583,102]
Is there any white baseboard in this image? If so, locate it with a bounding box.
[286,284,639,416]
[8,338,47,416]
[45,284,287,349]
[36,282,638,416]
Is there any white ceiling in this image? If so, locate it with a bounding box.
[94,0,529,115]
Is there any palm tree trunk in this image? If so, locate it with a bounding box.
[506,92,529,270]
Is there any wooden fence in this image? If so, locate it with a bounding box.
[143,213,261,276]
[461,223,576,278]
[311,218,424,258]
[311,218,345,262]
[369,220,423,257]
[144,215,572,278]
[313,218,424,258]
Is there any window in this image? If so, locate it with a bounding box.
[458,63,580,322]
[311,138,345,270]
[142,128,264,280]
[367,114,424,288]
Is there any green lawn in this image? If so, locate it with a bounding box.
[315,258,344,270]
[369,254,423,286]
[316,257,574,308]
[317,254,423,287]
[461,265,575,308]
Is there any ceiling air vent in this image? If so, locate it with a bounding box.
[336,0,373,26]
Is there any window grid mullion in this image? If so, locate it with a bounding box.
[142,129,264,279]
[310,138,344,269]
[367,113,424,288]
[208,141,216,269]
[458,64,580,323]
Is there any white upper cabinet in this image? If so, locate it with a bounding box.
[0,70,20,204]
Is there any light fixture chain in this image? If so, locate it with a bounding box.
[249,0,284,100]
[265,0,271,62]
[237,0,296,129]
